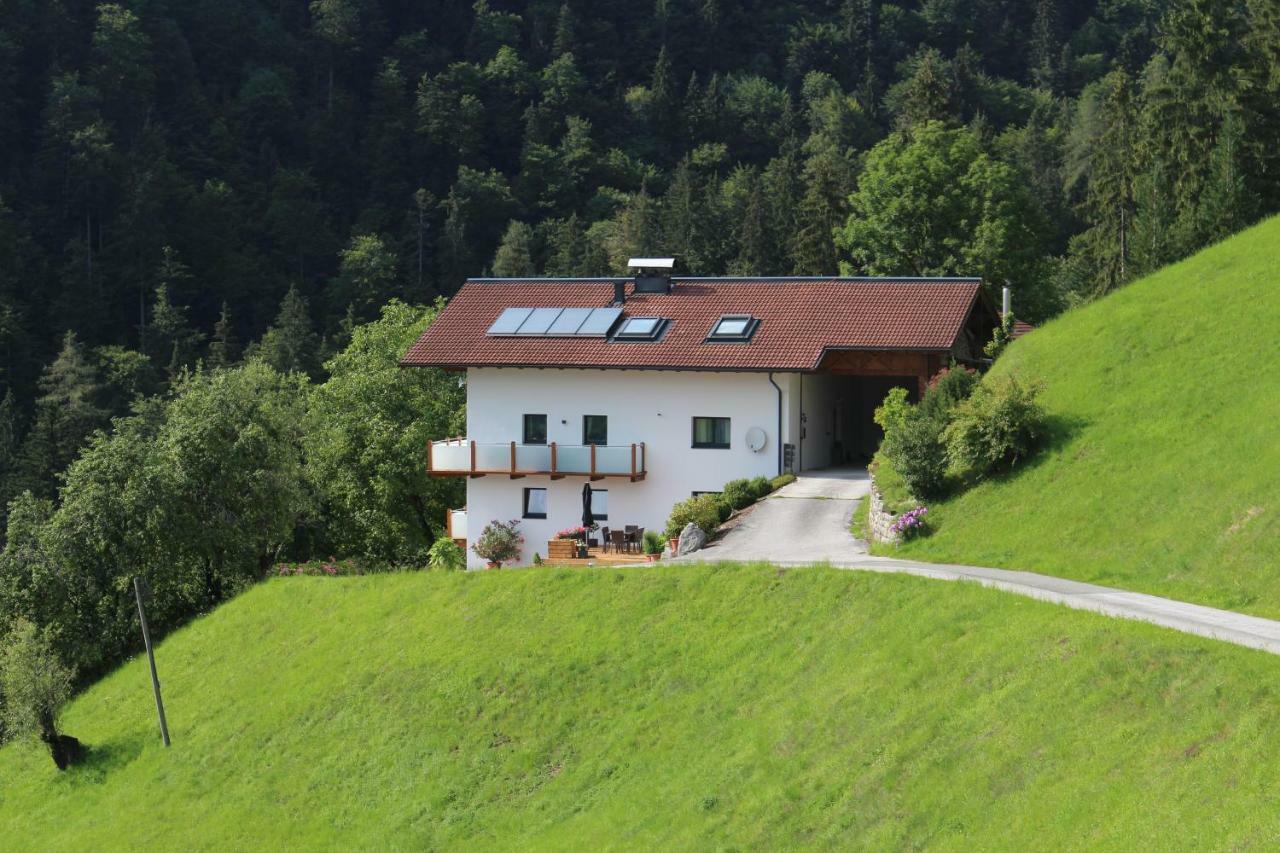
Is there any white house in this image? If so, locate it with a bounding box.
[402,262,997,568]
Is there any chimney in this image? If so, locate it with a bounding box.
[1001,286,1011,317]
[613,280,627,305]
[628,257,676,294]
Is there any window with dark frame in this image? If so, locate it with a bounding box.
[523,413,547,445]
[692,416,731,448]
[591,489,608,520]
[523,487,548,519]
[583,414,608,445]
[705,314,759,342]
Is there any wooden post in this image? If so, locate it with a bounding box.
[470,440,477,474]
[132,577,171,747]
[510,440,517,474]
[590,443,597,478]
[550,442,557,476]
[630,444,637,480]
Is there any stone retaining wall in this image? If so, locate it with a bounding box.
[867,481,902,545]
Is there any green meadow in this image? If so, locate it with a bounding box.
[890,216,1280,616]
[3,566,1279,850]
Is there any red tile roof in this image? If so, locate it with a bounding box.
[401,278,987,372]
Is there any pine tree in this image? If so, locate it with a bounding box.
[251,286,320,377]
[1193,111,1256,242]
[209,302,240,369]
[0,388,22,520]
[730,177,766,275]
[552,1,575,56]
[149,283,204,379]
[492,221,537,276]
[16,332,108,498]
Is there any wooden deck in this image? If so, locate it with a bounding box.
[542,547,655,567]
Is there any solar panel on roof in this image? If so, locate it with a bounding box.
[576,306,622,336]
[515,307,564,334]
[547,307,593,335]
[487,307,533,335]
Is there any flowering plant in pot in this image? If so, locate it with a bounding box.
[556,526,588,540]
[642,530,664,562]
[472,519,524,568]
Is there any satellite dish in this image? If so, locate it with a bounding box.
[745,427,767,453]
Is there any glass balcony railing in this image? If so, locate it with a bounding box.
[427,438,646,480]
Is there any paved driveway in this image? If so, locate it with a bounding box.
[679,467,1280,656]
[684,468,871,564]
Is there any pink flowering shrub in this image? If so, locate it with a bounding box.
[889,506,929,539]
[556,526,588,540]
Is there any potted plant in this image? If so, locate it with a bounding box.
[642,530,664,562]
[472,519,523,569]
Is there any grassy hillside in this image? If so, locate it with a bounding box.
[893,215,1280,616]
[3,566,1280,849]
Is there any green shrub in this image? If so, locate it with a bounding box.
[642,530,664,555]
[944,375,1045,479]
[748,476,771,500]
[665,494,723,540]
[984,311,1016,359]
[769,473,796,491]
[715,496,733,523]
[881,408,949,500]
[873,386,912,434]
[1,619,77,769]
[721,479,755,511]
[427,538,466,571]
[920,365,978,421]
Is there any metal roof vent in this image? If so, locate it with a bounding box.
[628,257,675,294]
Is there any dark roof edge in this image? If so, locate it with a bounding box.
[463,276,984,284]
[400,345,957,373]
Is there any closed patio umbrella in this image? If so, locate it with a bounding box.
[581,482,595,555]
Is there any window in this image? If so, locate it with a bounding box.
[523,413,547,445]
[523,488,548,519]
[692,416,731,449]
[706,314,759,342]
[583,415,608,445]
[612,316,668,341]
[590,489,608,520]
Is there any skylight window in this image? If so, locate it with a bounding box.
[612,316,668,341]
[706,315,759,342]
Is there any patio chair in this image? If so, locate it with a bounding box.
[609,529,627,554]
[599,526,610,553]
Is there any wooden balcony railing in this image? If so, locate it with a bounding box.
[427,438,646,482]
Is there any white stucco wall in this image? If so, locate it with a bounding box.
[462,367,795,567]
[799,373,840,470]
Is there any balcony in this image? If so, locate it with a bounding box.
[427,438,647,481]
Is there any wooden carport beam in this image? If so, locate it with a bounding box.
[816,350,948,398]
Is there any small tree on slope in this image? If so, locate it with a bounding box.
[1,619,80,769]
